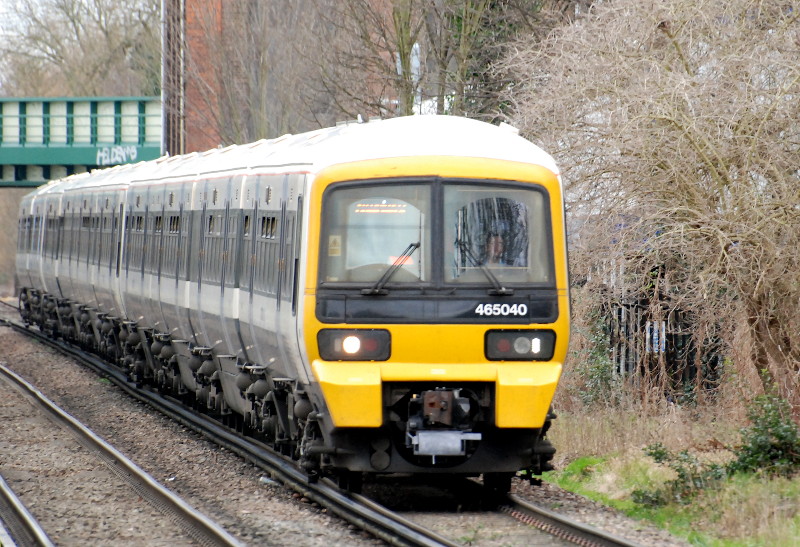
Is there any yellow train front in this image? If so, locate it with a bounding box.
[300,121,570,488]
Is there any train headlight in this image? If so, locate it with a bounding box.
[485,329,556,361]
[342,335,361,354]
[318,329,391,361]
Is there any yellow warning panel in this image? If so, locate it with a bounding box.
[328,235,342,256]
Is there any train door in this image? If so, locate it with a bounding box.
[220,174,248,361]
[283,174,311,385]
[59,194,76,301]
[159,185,183,335]
[121,185,148,323]
[245,174,285,371]
[143,184,167,332]
[99,191,120,314]
[16,196,33,290]
[174,180,194,343]
[72,194,92,306]
[92,192,114,312]
[40,194,60,296]
[29,200,43,293]
[195,176,234,354]
[111,200,125,318]
[50,194,66,299]
[187,179,209,347]
[237,174,260,364]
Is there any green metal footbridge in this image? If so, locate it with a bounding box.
[0,97,162,187]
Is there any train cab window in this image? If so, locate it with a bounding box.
[319,184,431,283]
[443,184,553,284]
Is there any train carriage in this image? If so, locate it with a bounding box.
[17,115,569,492]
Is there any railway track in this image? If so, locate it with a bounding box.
[0,299,643,547]
[0,471,53,547]
[0,362,243,547]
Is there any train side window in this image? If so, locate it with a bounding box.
[42,218,49,257]
[41,217,49,256]
[224,215,238,287]
[26,216,33,253]
[243,215,251,236]
[55,217,64,259]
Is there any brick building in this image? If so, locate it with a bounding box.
[163,0,224,155]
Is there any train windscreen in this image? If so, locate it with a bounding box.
[444,184,552,284]
[319,180,552,287]
[320,183,431,283]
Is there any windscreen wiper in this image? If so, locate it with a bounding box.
[456,240,514,296]
[361,242,420,295]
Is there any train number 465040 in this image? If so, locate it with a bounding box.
[474,303,528,316]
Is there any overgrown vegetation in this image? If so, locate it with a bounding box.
[545,393,800,544]
[728,393,800,477]
[632,444,726,507]
[568,313,624,408]
[504,0,800,412]
[631,393,800,508]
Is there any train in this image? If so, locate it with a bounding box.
[15,115,569,492]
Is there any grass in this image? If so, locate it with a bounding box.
[543,408,800,546]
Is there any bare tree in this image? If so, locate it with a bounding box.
[181,0,341,146]
[502,0,800,412]
[312,0,578,120]
[179,0,581,146]
[423,0,491,117]
[304,0,427,119]
[0,0,160,97]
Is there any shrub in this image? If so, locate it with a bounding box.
[727,393,800,477]
[633,394,800,508]
[632,443,725,506]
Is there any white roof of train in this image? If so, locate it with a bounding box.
[28,115,559,198]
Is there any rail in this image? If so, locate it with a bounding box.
[0,472,54,547]
[0,362,243,547]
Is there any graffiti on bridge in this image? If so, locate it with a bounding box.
[96,145,139,166]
